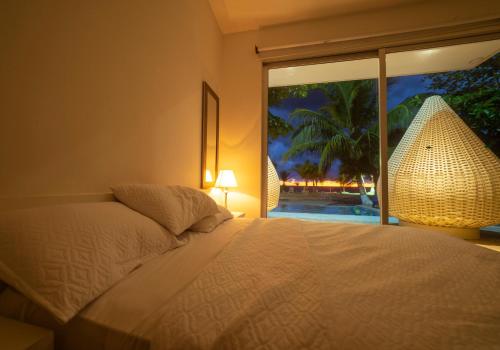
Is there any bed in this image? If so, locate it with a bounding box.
[0,186,499,350]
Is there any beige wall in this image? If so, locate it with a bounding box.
[219,31,262,217]
[220,1,500,217]
[0,0,222,196]
[1,0,498,217]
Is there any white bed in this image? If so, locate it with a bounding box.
[0,191,499,349]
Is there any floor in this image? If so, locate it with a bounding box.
[471,230,500,252]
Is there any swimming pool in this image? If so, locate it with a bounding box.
[271,202,379,216]
[268,202,396,225]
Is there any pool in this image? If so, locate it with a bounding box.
[271,202,379,216]
[267,202,396,225]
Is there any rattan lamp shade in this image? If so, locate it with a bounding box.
[267,157,280,211]
[388,96,500,237]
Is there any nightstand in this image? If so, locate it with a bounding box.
[0,316,54,350]
[231,211,245,218]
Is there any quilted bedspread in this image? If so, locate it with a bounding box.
[133,218,500,350]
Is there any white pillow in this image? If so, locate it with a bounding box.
[112,184,219,235]
[0,202,178,323]
[189,205,234,233]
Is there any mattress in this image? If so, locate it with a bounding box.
[3,218,500,349]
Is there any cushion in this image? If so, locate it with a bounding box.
[189,205,234,233]
[0,202,178,323]
[111,184,219,235]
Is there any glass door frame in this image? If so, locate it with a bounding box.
[261,31,500,223]
[261,51,380,218]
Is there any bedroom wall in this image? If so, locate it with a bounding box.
[219,31,262,217]
[219,0,500,217]
[0,0,223,197]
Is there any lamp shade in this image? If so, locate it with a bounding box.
[215,170,238,188]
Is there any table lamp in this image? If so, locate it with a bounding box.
[215,170,238,208]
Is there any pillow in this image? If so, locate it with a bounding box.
[0,202,178,323]
[111,184,219,235]
[189,205,233,233]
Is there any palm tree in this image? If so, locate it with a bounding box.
[311,166,326,191]
[337,173,351,193]
[279,170,291,191]
[293,161,317,192]
[284,80,379,204]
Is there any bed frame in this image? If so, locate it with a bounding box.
[0,193,115,211]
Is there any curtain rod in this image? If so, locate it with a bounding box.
[255,40,332,54]
[254,19,500,57]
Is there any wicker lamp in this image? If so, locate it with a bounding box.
[267,157,280,211]
[388,96,500,239]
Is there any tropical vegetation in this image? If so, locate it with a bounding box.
[284,80,378,203]
[388,53,499,155]
[278,170,291,190]
[292,160,326,191]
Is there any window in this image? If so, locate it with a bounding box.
[267,57,384,224]
[264,38,500,236]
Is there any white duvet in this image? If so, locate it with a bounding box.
[117,219,500,349]
[3,218,500,349]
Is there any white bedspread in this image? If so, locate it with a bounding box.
[9,218,499,349]
[120,218,500,350]
[0,218,253,350]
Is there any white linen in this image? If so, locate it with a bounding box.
[78,218,252,331]
[0,218,253,350]
[4,218,500,349]
[189,205,233,232]
[129,219,500,349]
[112,184,219,235]
[0,202,178,323]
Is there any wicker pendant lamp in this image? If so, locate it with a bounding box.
[388,95,500,239]
[267,157,280,211]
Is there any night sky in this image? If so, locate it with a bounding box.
[269,75,433,180]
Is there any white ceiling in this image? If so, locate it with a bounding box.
[209,0,422,33]
[269,39,500,87]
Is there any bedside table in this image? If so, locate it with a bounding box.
[231,211,245,218]
[0,316,54,350]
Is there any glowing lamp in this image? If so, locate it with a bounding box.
[215,170,238,208]
[388,96,500,239]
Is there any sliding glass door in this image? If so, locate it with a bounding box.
[266,57,383,224]
[264,38,499,233]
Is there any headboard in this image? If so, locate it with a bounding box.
[0,193,115,211]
